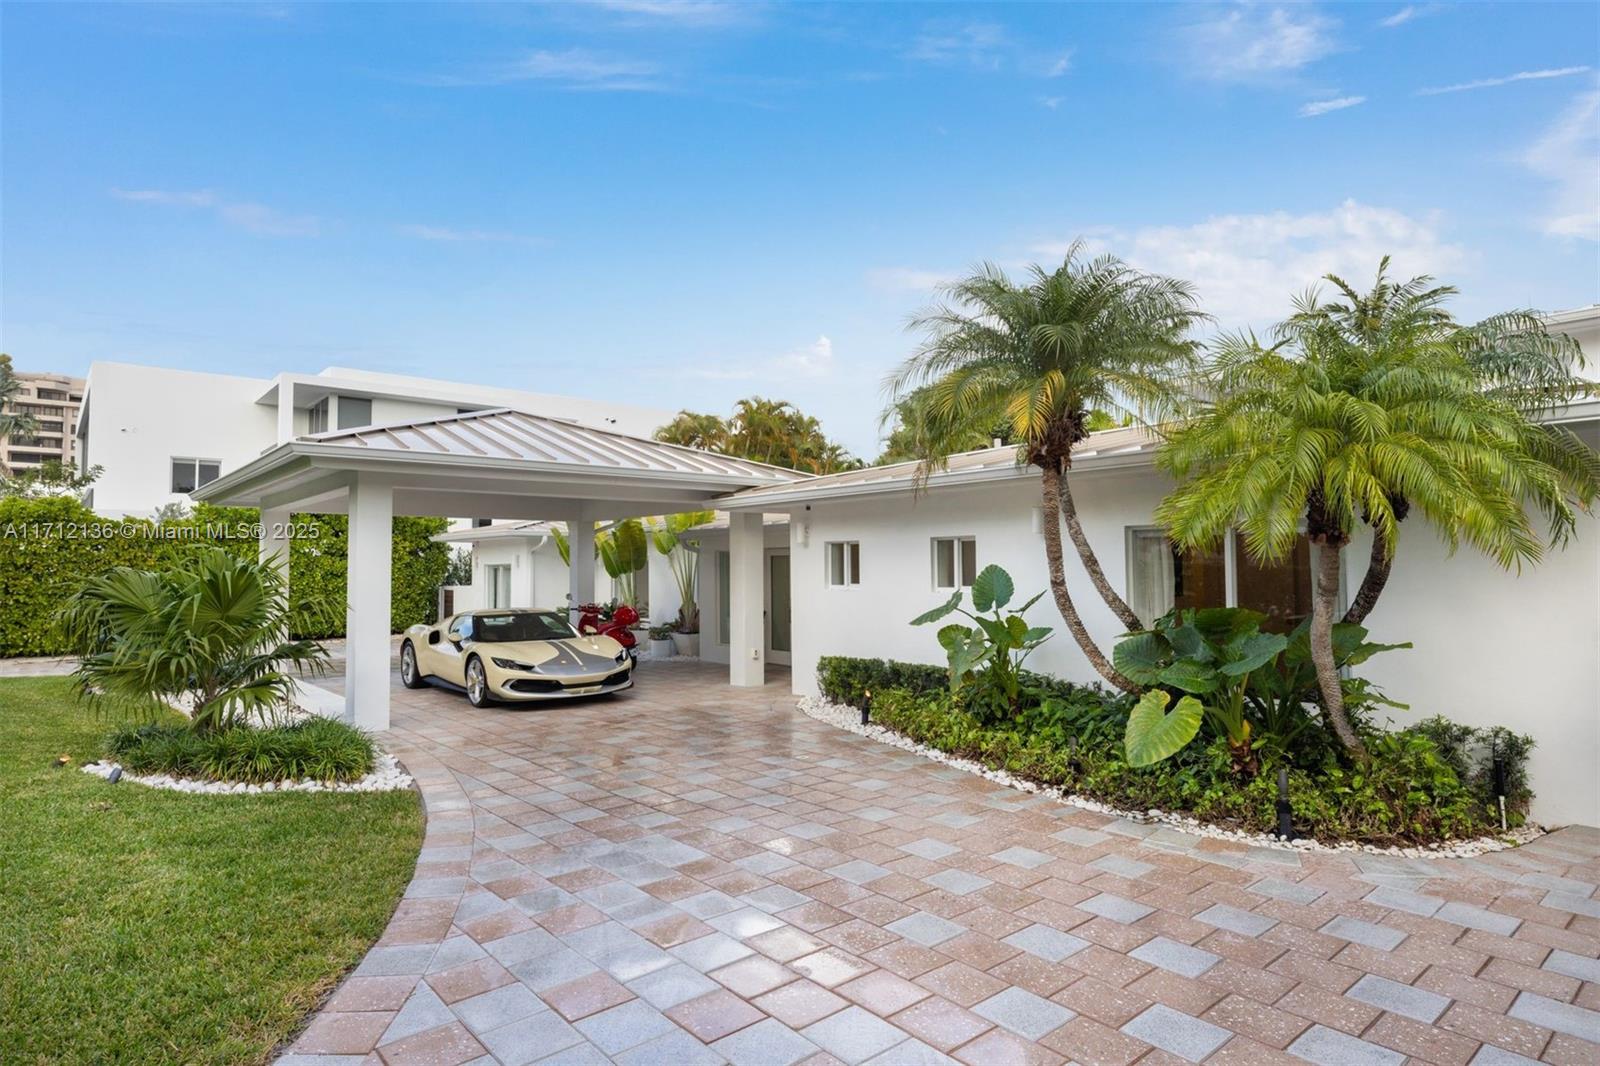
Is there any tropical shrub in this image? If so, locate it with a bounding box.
[1114,607,1409,772]
[57,548,332,733]
[860,680,1528,845]
[816,655,1102,712]
[649,510,715,632]
[104,717,376,783]
[910,564,1052,723]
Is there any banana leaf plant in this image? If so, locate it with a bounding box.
[911,565,1052,723]
[648,510,716,633]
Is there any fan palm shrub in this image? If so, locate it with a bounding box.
[1158,297,1598,758]
[1282,261,1596,624]
[57,547,330,733]
[887,243,1204,691]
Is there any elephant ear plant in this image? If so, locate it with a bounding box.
[1116,607,1410,775]
[911,564,1052,723]
[1115,608,1288,775]
[56,547,332,734]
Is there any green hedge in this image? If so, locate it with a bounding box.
[816,654,1104,710]
[0,497,448,655]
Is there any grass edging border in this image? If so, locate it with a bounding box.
[796,693,1544,860]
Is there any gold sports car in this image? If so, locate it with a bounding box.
[401,609,635,708]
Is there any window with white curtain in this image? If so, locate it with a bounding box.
[1126,527,1314,633]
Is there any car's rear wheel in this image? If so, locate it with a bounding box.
[400,641,427,689]
[465,656,493,708]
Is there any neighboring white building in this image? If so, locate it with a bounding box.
[76,362,676,516]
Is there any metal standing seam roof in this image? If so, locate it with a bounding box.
[722,424,1162,503]
[299,407,808,485]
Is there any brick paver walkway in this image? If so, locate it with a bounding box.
[279,661,1600,1066]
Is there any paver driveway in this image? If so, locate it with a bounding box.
[281,661,1600,1066]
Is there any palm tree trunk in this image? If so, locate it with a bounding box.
[1057,465,1144,632]
[1311,540,1367,759]
[1040,465,1136,693]
[1341,534,1392,625]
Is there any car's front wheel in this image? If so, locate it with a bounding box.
[400,641,427,689]
[465,656,493,708]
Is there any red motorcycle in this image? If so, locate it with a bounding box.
[576,601,640,657]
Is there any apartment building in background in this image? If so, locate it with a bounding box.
[2,371,85,471]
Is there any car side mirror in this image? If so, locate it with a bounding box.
[428,631,442,645]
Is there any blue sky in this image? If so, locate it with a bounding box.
[3,1,1597,456]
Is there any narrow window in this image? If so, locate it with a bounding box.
[826,542,861,586]
[716,550,731,644]
[170,459,197,493]
[485,564,512,609]
[307,399,329,434]
[932,537,977,589]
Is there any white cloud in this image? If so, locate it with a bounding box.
[867,268,956,294]
[1418,66,1590,96]
[587,0,747,25]
[1522,86,1600,240]
[1037,200,1468,330]
[1379,5,1420,27]
[1040,95,1064,110]
[397,224,542,244]
[685,335,837,380]
[1179,4,1338,82]
[904,20,1071,78]
[906,20,1010,69]
[1299,95,1365,117]
[774,335,835,377]
[424,48,666,91]
[111,188,319,236]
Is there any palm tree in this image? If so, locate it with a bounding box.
[888,245,1204,691]
[0,354,39,475]
[57,548,331,734]
[1157,317,1598,759]
[655,410,728,451]
[1283,262,1596,624]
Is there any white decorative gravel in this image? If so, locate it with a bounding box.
[796,694,1543,860]
[79,751,414,795]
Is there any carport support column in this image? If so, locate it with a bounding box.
[259,505,291,580]
[565,507,595,624]
[345,478,392,732]
[729,511,765,687]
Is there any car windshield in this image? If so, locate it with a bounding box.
[471,611,577,643]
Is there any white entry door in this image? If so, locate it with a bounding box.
[765,550,792,666]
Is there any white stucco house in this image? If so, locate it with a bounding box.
[428,306,1600,826]
[76,362,675,517]
[74,306,1598,827]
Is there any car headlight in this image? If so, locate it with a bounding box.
[615,651,628,664]
[491,657,537,672]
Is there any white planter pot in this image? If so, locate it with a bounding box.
[669,631,700,657]
[647,638,676,659]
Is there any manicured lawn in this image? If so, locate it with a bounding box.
[0,677,424,1065]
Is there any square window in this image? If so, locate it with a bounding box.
[932,537,977,589]
[826,541,860,586]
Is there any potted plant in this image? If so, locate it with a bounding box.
[647,623,676,659]
[650,511,713,658]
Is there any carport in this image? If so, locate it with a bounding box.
[193,407,804,730]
